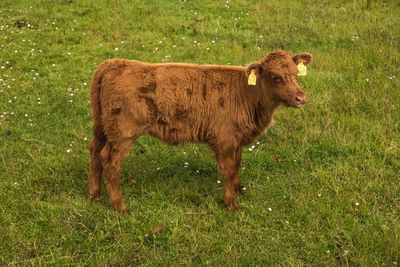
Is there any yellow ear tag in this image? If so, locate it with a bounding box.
[248,69,257,85]
[297,60,307,76]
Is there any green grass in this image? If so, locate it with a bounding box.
[1,0,399,265]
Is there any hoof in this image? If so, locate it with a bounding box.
[89,190,101,200]
[121,209,129,215]
[89,195,101,201]
[226,200,239,212]
[111,201,127,214]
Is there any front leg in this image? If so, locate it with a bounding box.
[233,147,244,196]
[212,144,240,211]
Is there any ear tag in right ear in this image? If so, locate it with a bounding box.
[297,60,307,76]
[248,69,257,85]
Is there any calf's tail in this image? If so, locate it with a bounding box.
[89,62,109,141]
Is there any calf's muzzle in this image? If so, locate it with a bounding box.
[293,91,307,107]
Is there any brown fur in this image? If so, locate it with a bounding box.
[88,50,312,212]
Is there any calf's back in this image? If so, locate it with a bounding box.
[96,59,262,146]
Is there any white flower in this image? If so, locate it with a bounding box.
[217,180,221,184]
[66,149,71,153]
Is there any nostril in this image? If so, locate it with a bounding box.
[295,96,302,102]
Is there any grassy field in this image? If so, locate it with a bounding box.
[1,0,399,265]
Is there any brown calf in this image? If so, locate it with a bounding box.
[88,50,312,213]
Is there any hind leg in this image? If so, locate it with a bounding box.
[100,139,134,213]
[89,135,106,200]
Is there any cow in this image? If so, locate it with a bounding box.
[88,50,312,213]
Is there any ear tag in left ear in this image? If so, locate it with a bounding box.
[297,60,307,76]
[248,69,257,85]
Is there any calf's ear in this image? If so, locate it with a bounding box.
[245,62,263,77]
[292,53,313,66]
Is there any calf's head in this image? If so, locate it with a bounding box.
[246,50,312,108]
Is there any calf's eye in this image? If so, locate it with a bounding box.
[272,76,283,84]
